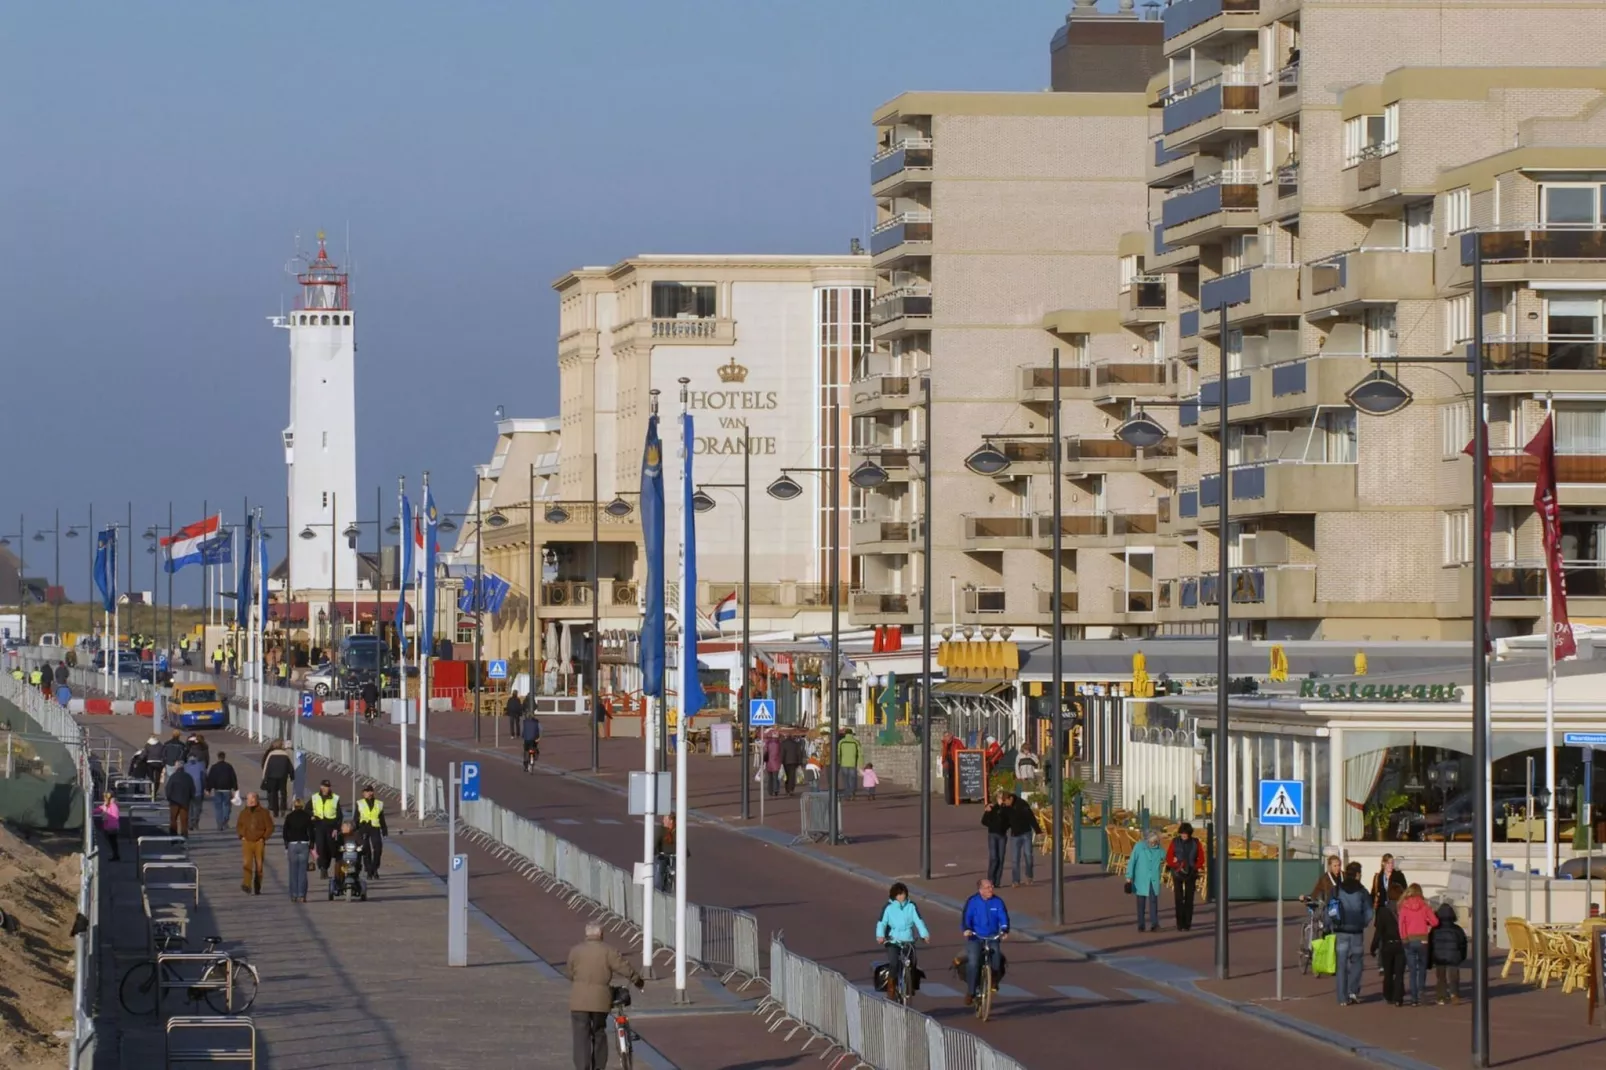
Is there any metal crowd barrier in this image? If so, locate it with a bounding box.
[165,1015,257,1067]
[757,936,1028,1070]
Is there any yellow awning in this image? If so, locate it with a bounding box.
[936,640,1020,679]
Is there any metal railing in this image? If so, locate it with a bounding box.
[757,936,1027,1070]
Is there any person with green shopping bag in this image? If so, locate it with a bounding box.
[1124,830,1166,932]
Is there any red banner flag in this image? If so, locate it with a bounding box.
[1464,426,1494,645]
[1524,416,1577,661]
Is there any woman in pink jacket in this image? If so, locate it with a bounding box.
[1395,883,1439,1006]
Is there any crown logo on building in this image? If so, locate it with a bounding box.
[717,356,748,384]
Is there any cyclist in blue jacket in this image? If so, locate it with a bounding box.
[960,878,1010,1005]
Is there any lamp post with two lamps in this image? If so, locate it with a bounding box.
[31,509,89,640]
[1336,241,1494,1064]
[691,419,754,819]
[539,457,635,773]
[296,492,362,663]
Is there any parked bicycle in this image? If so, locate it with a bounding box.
[1296,898,1324,975]
[610,984,637,1070]
[119,935,260,1016]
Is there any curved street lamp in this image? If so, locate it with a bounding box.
[1346,368,1414,417]
[964,442,1012,476]
[690,490,717,514]
[1114,411,1170,450]
[486,510,510,529]
[848,460,890,490]
[765,475,804,501]
[298,526,318,541]
[604,496,634,518]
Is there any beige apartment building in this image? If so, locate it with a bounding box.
[853,5,1171,639]
[1140,0,1606,641]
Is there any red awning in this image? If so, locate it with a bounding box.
[269,601,413,624]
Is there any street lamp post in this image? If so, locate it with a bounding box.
[1341,240,1491,1066]
[693,421,753,819]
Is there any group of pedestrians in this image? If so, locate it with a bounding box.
[980,788,1038,887]
[1316,854,1469,1007]
[1123,822,1204,932]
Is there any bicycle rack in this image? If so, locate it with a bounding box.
[154,953,238,1018]
[165,1015,255,1067]
[142,862,200,906]
[137,835,189,870]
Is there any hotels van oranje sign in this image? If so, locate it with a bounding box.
[1298,680,1464,702]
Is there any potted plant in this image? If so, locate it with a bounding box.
[1365,791,1410,841]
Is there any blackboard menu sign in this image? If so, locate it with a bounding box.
[954,749,988,804]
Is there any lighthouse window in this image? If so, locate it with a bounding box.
[321,314,331,325]
[343,315,351,325]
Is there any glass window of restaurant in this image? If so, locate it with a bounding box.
[1200,727,1329,836]
[1343,731,1603,843]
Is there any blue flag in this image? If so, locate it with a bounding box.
[94,527,117,613]
[258,525,270,629]
[457,573,477,615]
[423,486,439,657]
[680,411,705,717]
[396,494,413,626]
[639,414,665,697]
[200,534,232,566]
[236,516,254,622]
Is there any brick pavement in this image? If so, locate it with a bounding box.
[311,708,1365,1070]
[377,709,1606,1070]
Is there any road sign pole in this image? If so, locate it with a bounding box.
[1276,826,1285,1002]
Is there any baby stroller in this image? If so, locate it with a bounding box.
[328,837,368,902]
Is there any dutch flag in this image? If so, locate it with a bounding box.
[714,591,737,630]
[160,514,222,573]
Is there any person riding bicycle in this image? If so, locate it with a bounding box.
[522,711,543,770]
[874,881,930,1000]
[960,878,1009,1007]
[360,679,381,721]
[652,815,680,893]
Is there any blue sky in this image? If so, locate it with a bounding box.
[1,0,1098,601]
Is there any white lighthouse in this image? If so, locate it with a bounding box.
[277,232,358,601]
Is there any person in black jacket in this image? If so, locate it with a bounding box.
[1005,792,1037,886]
[981,790,1011,886]
[142,735,165,790]
[1375,886,1406,1006]
[1429,901,1468,1004]
[164,762,196,837]
[505,690,524,740]
[206,752,239,830]
[281,798,314,903]
[780,733,806,796]
[260,740,294,816]
[185,733,210,769]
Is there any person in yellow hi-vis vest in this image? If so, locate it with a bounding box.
[355,784,388,878]
[310,781,343,880]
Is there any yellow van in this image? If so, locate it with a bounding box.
[170,683,228,729]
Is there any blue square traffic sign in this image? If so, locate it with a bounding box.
[300,692,315,720]
[461,761,481,802]
[1258,779,1305,826]
[749,699,776,726]
[487,660,508,680]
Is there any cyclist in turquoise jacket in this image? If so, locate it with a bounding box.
[875,881,930,997]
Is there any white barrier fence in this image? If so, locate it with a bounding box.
[759,936,1028,1070]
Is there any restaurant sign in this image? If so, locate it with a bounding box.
[1298,680,1464,703]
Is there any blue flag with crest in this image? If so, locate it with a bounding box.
[639,415,665,697]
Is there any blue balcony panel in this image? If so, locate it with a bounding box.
[1163,85,1224,136]
[1180,309,1199,338]
[1231,464,1266,501]
[1200,269,1253,311]
[871,149,908,186]
[1180,400,1199,427]
[1179,490,1199,518]
[1271,359,1308,397]
[1200,474,1220,508]
[1162,183,1224,231]
[1199,375,1251,409]
[1164,0,1224,40]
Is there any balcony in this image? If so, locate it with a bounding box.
[870,211,933,264]
[1111,588,1159,615]
[1087,361,1177,402]
[1491,563,1606,601]
[1163,0,1260,52]
[870,138,933,196]
[851,519,918,552]
[1342,145,1405,214]
[1118,276,1168,326]
[1198,373,1251,411]
[1149,133,1195,188]
[539,579,644,617]
[1194,565,1318,617]
[1304,247,1435,316]
[854,445,916,481]
[977,438,1061,478]
[1157,494,1190,535]
[871,286,933,339]
[960,512,1160,551]
[1250,353,1373,419]
[1196,461,1359,522]
[850,374,919,417]
[963,587,1007,616]
[1262,61,1301,123]
[1489,451,1606,507]
[1150,219,1200,274]
[1476,336,1606,380]
[1261,161,1301,222]
[1036,590,1081,615]
[615,317,737,347]
[1451,227,1606,289]
[851,590,920,623]
[1064,436,1179,475]
[1016,364,1092,403]
[1199,264,1302,330]
[1161,75,1261,150]
[1162,173,1259,248]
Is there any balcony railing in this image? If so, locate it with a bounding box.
[961,512,1157,543]
[1491,563,1606,599]
[1180,400,1199,427]
[1096,362,1173,387]
[1162,173,1259,230]
[852,519,915,544]
[1200,268,1254,310]
[1179,489,1199,518]
[869,211,933,257]
[651,318,720,339]
[871,287,933,325]
[1153,134,1191,167]
[1194,566,1304,606]
[870,138,933,185]
[1478,336,1606,372]
[1163,0,1259,41]
[1489,451,1606,483]
[1018,365,1093,394]
[1065,437,1137,462]
[1199,374,1252,409]
[851,374,913,404]
[1162,73,1260,135]
[1180,305,1199,338]
[1463,227,1606,265]
[1277,61,1300,89]
[964,587,1007,615]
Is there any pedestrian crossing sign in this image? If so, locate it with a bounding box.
[1257,779,1304,826]
[749,699,776,726]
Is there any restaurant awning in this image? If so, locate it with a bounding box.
[269,601,414,624]
[932,680,1008,697]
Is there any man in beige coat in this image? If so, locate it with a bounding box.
[566,920,643,1070]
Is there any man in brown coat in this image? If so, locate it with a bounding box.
[566,920,643,1070]
[236,792,275,895]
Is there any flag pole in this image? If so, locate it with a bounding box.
[1543,394,1558,878]
[398,476,409,814]
[418,471,432,821]
[674,377,691,1004]
[640,388,663,978]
